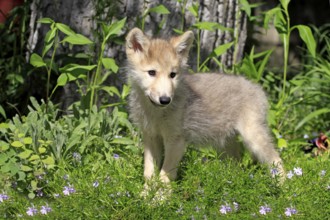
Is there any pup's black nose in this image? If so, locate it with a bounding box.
[159,96,171,105]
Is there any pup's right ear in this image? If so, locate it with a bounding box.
[126,28,149,53]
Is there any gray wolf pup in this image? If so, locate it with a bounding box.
[125,28,284,185]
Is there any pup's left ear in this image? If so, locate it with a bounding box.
[170,31,194,64]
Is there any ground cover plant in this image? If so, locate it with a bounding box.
[1,0,330,219]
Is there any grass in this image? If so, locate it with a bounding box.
[1,145,330,219]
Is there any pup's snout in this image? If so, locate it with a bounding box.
[159,96,171,105]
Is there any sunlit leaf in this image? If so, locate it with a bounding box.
[62,34,93,45]
[102,58,118,73]
[293,25,316,58]
[30,53,46,68]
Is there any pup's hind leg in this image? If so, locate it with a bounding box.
[237,116,285,177]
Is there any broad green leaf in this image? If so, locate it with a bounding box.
[101,86,121,97]
[42,156,55,165]
[60,64,97,72]
[30,53,46,68]
[295,108,330,131]
[29,155,40,161]
[17,171,26,181]
[23,137,32,145]
[148,4,170,14]
[213,42,234,57]
[62,34,93,45]
[240,0,251,17]
[31,180,38,190]
[44,28,56,43]
[279,0,290,12]
[38,17,54,24]
[18,150,33,159]
[11,141,23,147]
[277,138,288,148]
[263,7,281,30]
[0,153,8,165]
[293,25,316,58]
[102,58,119,73]
[105,17,127,41]
[20,165,33,172]
[56,23,75,36]
[57,74,69,86]
[28,192,35,199]
[38,147,46,154]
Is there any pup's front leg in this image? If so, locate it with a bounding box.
[160,136,186,183]
[143,132,163,181]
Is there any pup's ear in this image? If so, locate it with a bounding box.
[126,28,149,53]
[170,31,194,63]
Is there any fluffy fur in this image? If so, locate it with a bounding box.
[125,28,284,184]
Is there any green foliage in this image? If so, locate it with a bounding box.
[0,97,136,199]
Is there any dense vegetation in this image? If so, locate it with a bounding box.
[1,0,329,219]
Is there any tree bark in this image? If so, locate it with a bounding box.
[28,0,247,108]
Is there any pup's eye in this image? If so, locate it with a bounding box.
[170,72,176,78]
[148,70,156,76]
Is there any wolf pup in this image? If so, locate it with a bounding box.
[125,28,284,185]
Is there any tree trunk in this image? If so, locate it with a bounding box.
[28,0,247,108]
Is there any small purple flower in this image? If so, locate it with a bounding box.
[270,168,279,176]
[220,204,232,214]
[73,152,81,162]
[113,154,120,159]
[287,170,294,179]
[259,205,271,215]
[63,185,76,196]
[54,193,60,198]
[303,134,309,139]
[0,193,9,202]
[26,206,38,216]
[40,204,52,215]
[93,180,99,188]
[36,189,43,197]
[284,207,297,217]
[63,174,69,180]
[293,167,303,176]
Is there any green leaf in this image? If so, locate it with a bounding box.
[57,74,69,86]
[0,153,8,165]
[148,4,170,14]
[111,137,135,145]
[263,7,281,30]
[30,53,46,68]
[31,180,38,190]
[277,138,288,148]
[102,58,119,73]
[240,0,251,17]
[11,141,23,148]
[29,155,40,161]
[101,86,121,97]
[188,4,199,17]
[56,23,75,36]
[42,156,55,165]
[42,31,55,57]
[213,42,234,57]
[38,147,46,154]
[295,108,330,131]
[28,192,35,199]
[105,17,127,41]
[0,105,6,119]
[21,165,33,172]
[62,34,93,45]
[279,0,290,12]
[293,25,316,58]
[23,137,33,145]
[38,17,54,24]
[193,22,232,32]
[17,171,26,181]
[18,150,33,159]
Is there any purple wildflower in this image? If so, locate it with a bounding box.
[287,170,294,179]
[284,207,297,217]
[259,205,271,215]
[220,204,232,214]
[26,206,38,216]
[270,168,279,176]
[113,154,120,159]
[293,167,303,176]
[63,185,76,196]
[93,180,99,188]
[40,204,52,215]
[0,193,9,202]
[73,152,81,162]
[63,174,69,180]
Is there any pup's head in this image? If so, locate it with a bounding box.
[126,28,194,107]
